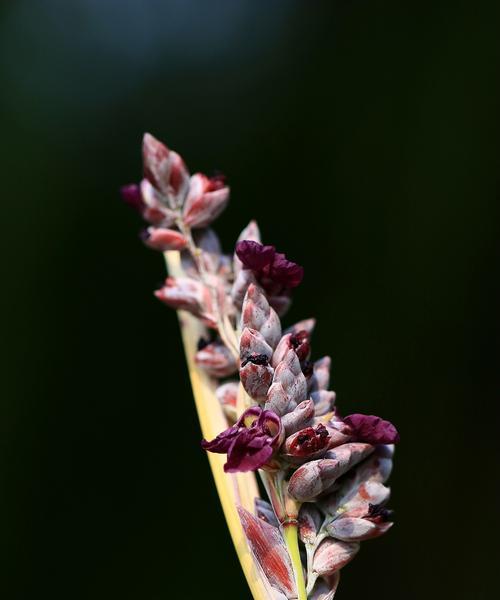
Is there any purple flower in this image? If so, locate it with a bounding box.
[235,240,304,289]
[343,414,400,445]
[201,407,283,472]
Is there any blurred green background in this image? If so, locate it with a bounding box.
[1,0,499,598]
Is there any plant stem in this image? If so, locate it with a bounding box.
[282,523,308,600]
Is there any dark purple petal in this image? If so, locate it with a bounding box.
[202,406,283,473]
[343,414,400,445]
[201,425,239,453]
[271,252,304,288]
[235,240,276,270]
[120,184,145,213]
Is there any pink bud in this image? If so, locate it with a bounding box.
[195,342,238,378]
[298,504,323,545]
[327,517,392,542]
[142,133,189,204]
[288,443,374,502]
[139,179,177,226]
[281,399,315,436]
[240,327,274,362]
[141,227,187,251]
[154,277,216,328]
[312,539,360,576]
[285,318,316,336]
[240,361,274,402]
[270,349,307,410]
[182,173,230,228]
[272,331,311,368]
[241,284,282,349]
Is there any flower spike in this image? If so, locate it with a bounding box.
[122,132,399,600]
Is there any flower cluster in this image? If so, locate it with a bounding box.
[123,133,399,600]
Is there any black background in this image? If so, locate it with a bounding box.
[1,1,499,598]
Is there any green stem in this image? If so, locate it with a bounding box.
[282,523,308,600]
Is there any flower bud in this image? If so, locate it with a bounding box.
[327,516,393,542]
[140,179,177,226]
[241,284,282,349]
[142,133,189,205]
[281,399,315,436]
[240,358,274,402]
[272,331,311,368]
[182,173,229,228]
[195,341,238,378]
[269,349,307,412]
[285,318,316,336]
[141,227,187,251]
[298,504,323,545]
[288,443,374,502]
[240,327,274,362]
[215,381,238,423]
[154,277,216,328]
[312,539,360,576]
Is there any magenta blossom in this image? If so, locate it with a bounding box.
[201,406,283,472]
[343,414,400,445]
[236,240,304,290]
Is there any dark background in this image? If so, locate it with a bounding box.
[1,1,499,598]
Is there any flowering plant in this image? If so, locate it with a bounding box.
[122,133,399,599]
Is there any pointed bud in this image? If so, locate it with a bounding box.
[327,517,393,542]
[238,507,296,598]
[312,539,360,576]
[142,133,189,204]
[298,504,323,545]
[285,318,316,336]
[240,327,274,362]
[319,452,393,516]
[281,399,315,436]
[154,277,216,328]
[267,349,307,414]
[241,284,282,349]
[215,381,238,423]
[141,227,187,251]
[182,173,229,228]
[272,331,311,368]
[240,359,274,402]
[288,443,374,502]
[195,341,238,378]
[139,179,177,225]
